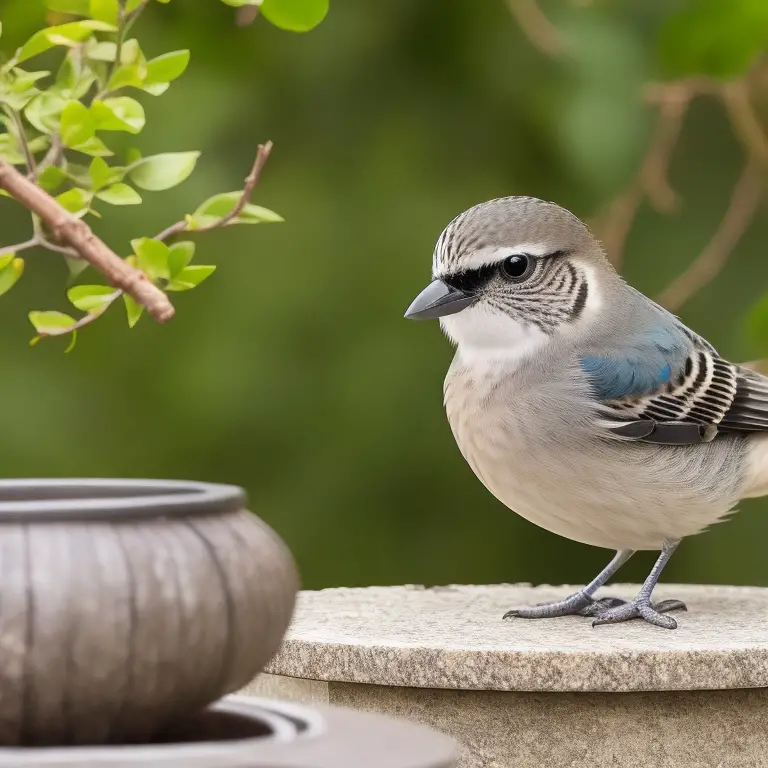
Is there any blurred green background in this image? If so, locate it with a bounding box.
[1,0,768,590]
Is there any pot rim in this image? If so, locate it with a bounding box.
[0,479,246,521]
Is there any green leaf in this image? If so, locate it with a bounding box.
[84,40,117,61]
[28,310,76,336]
[56,188,91,217]
[168,240,195,278]
[45,0,90,12]
[96,182,141,204]
[259,0,329,32]
[0,135,24,165]
[0,257,24,297]
[18,21,116,63]
[145,50,190,85]
[91,97,145,133]
[131,237,169,280]
[67,283,116,312]
[65,255,90,279]
[119,38,142,65]
[123,293,143,327]
[0,254,15,271]
[128,151,200,191]
[106,62,145,90]
[89,0,119,24]
[219,0,260,5]
[55,54,78,92]
[39,165,68,193]
[24,92,66,134]
[88,156,111,189]
[70,135,113,157]
[658,0,768,79]
[61,100,95,147]
[190,191,284,228]
[167,264,216,291]
[141,82,170,96]
[11,69,50,91]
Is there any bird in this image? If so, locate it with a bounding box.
[404,195,768,629]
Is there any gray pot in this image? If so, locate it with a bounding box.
[0,696,455,767]
[0,479,298,747]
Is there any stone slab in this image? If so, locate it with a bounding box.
[262,584,768,692]
[244,675,768,768]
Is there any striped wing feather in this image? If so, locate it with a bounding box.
[605,349,768,436]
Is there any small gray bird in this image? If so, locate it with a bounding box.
[405,196,768,629]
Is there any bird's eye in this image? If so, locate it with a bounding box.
[500,254,535,282]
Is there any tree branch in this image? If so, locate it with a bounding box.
[721,79,768,166]
[154,141,273,241]
[655,160,763,311]
[505,0,567,58]
[0,159,174,322]
[32,133,63,180]
[596,88,691,267]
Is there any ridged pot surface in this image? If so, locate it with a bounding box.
[0,696,456,768]
[0,479,298,747]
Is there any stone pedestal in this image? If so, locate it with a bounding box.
[241,584,768,767]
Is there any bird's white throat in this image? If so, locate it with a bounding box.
[439,302,548,366]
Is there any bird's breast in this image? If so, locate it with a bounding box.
[443,361,744,550]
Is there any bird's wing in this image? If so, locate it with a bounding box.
[581,324,768,445]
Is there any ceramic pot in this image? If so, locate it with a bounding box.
[0,696,456,767]
[0,479,298,747]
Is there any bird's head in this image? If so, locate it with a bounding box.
[405,197,612,356]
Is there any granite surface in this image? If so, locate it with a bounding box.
[245,675,768,768]
[262,584,768,692]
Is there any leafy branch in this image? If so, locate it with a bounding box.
[0,0,327,350]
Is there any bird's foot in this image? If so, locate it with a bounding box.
[591,597,687,629]
[503,593,627,620]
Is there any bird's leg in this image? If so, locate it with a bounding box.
[592,538,687,629]
[503,549,634,620]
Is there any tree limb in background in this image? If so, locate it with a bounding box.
[655,160,763,311]
[505,0,567,58]
[721,79,768,165]
[595,84,694,268]
[0,159,175,322]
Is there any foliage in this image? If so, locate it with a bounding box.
[0,0,327,349]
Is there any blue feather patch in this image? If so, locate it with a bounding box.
[580,326,686,400]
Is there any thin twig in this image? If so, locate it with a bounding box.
[721,80,768,165]
[33,133,63,180]
[0,237,38,258]
[154,141,273,241]
[0,158,174,322]
[40,237,78,257]
[114,0,128,70]
[505,0,567,58]
[9,110,37,175]
[236,6,261,26]
[597,85,692,267]
[656,161,763,311]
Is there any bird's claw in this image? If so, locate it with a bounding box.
[503,594,686,628]
[591,597,687,629]
[503,592,624,620]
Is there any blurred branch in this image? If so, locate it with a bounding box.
[236,6,261,26]
[655,160,763,311]
[721,79,768,165]
[505,0,567,58]
[154,141,273,241]
[0,159,174,323]
[595,84,693,267]
[32,133,63,180]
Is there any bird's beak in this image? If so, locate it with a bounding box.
[404,279,476,320]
